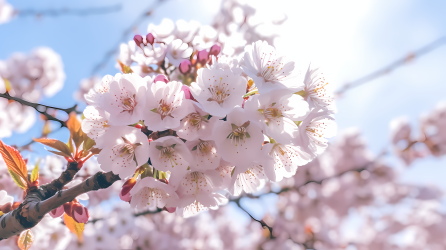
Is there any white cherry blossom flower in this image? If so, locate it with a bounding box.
[144,80,195,131]
[244,89,309,144]
[241,40,300,94]
[192,25,218,51]
[84,75,112,106]
[185,139,221,171]
[97,126,150,178]
[174,19,200,43]
[229,163,267,196]
[166,39,193,66]
[147,18,176,44]
[215,159,235,189]
[81,106,110,142]
[148,136,193,190]
[175,102,218,141]
[131,38,168,66]
[207,55,244,76]
[212,107,265,166]
[292,108,337,158]
[262,141,313,182]
[99,73,147,126]
[190,68,246,117]
[171,170,227,218]
[130,177,179,211]
[301,63,335,111]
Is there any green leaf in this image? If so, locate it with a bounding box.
[243,90,258,98]
[231,167,236,177]
[140,164,153,179]
[231,123,238,131]
[170,144,176,149]
[245,132,251,138]
[271,102,276,106]
[8,170,27,190]
[201,114,210,120]
[82,136,96,153]
[34,138,73,158]
[117,59,133,74]
[293,121,302,126]
[191,145,198,151]
[30,162,39,183]
[294,90,306,97]
[155,145,164,150]
[150,108,158,113]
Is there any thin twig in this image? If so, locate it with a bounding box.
[336,36,446,95]
[0,92,79,128]
[88,208,163,224]
[16,4,122,17]
[233,198,275,239]
[90,0,170,76]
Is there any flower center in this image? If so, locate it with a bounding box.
[198,140,212,154]
[156,144,178,168]
[117,137,142,162]
[153,99,174,120]
[184,112,209,130]
[227,121,251,146]
[259,51,286,82]
[207,77,230,104]
[121,94,138,114]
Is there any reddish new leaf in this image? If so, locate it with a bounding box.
[0,140,28,186]
[33,138,72,158]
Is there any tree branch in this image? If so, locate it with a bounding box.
[0,92,80,128]
[0,158,120,239]
[336,36,446,95]
[16,4,122,17]
[232,198,275,239]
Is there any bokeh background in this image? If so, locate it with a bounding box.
[1,0,446,248]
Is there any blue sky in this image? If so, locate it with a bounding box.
[1,0,446,229]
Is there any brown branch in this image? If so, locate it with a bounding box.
[16,4,122,17]
[0,92,80,128]
[233,198,275,239]
[0,158,120,239]
[336,36,446,95]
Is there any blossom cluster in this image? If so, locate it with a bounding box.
[81,19,336,217]
[0,47,65,138]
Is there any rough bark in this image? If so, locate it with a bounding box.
[0,161,120,239]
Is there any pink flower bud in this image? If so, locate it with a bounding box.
[209,44,221,56]
[120,178,136,202]
[146,33,155,45]
[154,74,169,83]
[197,50,209,65]
[72,203,90,224]
[165,207,176,213]
[134,35,143,47]
[63,202,73,217]
[49,205,65,218]
[179,59,192,74]
[181,85,192,99]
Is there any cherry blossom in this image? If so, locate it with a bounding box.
[241,40,300,94]
[144,80,195,131]
[98,73,147,126]
[190,68,246,117]
[185,139,221,171]
[148,136,193,189]
[166,39,193,66]
[212,107,265,166]
[81,106,110,141]
[175,102,218,141]
[244,89,309,143]
[300,63,335,111]
[129,177,179,210]
[97,126,150,178]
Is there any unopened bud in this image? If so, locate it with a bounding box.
[164,207,176,213]
[154,74,169,83]
[146,33,155,45]
[209,44,221,57]
[72,203,90,223]
[134,35,144,47]
[179,59,192,75]
[63,202,73,217]
[49,205,65,218]
[181,85,192,100]
[134,124,143,129]
[120,178,137,202]
[197,50,209,65]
